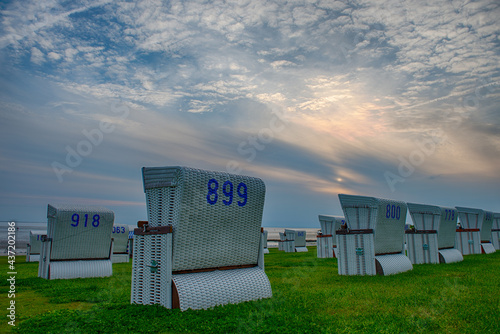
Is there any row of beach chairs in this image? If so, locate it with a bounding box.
[316,194,498,276]
[24,166,498,312]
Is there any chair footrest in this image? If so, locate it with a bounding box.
[172,267,272,311]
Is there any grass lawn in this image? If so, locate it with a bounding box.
[1,249,499,333]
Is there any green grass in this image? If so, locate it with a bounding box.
[1,249,499,333]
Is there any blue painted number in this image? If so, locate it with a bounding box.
[71,213,100,227]
[385,204,401,220]
[206,179,248,207]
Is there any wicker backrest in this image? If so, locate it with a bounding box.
[318,215,344,235]
[407,203,441,231]
[47,204,114,260]
[142,166,266,272]
[285,229,305,247]
[339,194,407,254]
[407,203,457,248]
[29,230,47,254]
[112,224,130,253]
[456,207,494,242]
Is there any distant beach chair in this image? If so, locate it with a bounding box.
[283,230,295,252]
[278,232,285,251]
[26,230,47,262]
[131,166,272,311]
[406,203,463,264]
[38,204,114,280]
[456,207,496,255]
[111,224,130,263]
[285,229,308,252]
[492,213,500,250]
[317,215,344,258]
[263,230,269,254]
[337,194,413,276]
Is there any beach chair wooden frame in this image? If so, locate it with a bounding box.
[317,215,344,258]
[406,203,463,264]
[456,207,496,255]
[492,213,500,250]
[111,224,130,263]
[38,204,114,280]
[26,230,46,262]
[285,229,308,252]
[131,166,272,311]
[337,194,413,276]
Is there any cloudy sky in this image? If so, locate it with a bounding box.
[1,0,499,228]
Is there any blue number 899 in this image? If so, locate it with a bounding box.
[206,179,247,207]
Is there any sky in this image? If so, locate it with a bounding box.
[0,0,499,228]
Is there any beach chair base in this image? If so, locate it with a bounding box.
[112,253,130,263]
[263,248,269,254]
[48,260,112,280]
[405,232,439,264]
[438,248,463,263]
[455,230,481,255]
[337,233,376,275]
[172,267,272,311]
[481,242,496,254]
[295,247,308,252]
[375,254,413,276]
[284,240,295,253]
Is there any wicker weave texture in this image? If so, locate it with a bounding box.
[455,230,481,255]
[456,207,494,242]
[46,204,114,260]
[481,243,496,254]
[375,254,413,276]
[339,194,407,255]
[49,260,112,280]
[172,267,272,311]
[405,233,439,264]
[437,207,458,249]
[407,203,441,231]
[336,233,376,275]
[143,167,265,271]
[438,248,463,264]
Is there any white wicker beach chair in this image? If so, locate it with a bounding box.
[492,213,500,250]
[456,207,496,255]
[111,224,130,263]
[278,232,285,251]
[285,229,308,252]
[263,230,269,254]
[317,215,344,258]
[406,203,463,264]
[26,230,46,262]
[38,204,114,280]
[131,166,272,311]
[337,194,413,276]
[282,230,296,252]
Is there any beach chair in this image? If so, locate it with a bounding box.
[337,194,412,276]
[278,232,285,251]
[406,203,463,264]
[263,230,269,254]
[26,230,46,262]
[38,204,114,280]
[285,229,308,252]
[282,230,296,252]
[456,207,496,255]
[131,166,272,311]
[492,213,500,250]
[111,224,130,263]
[317,215,344,258]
